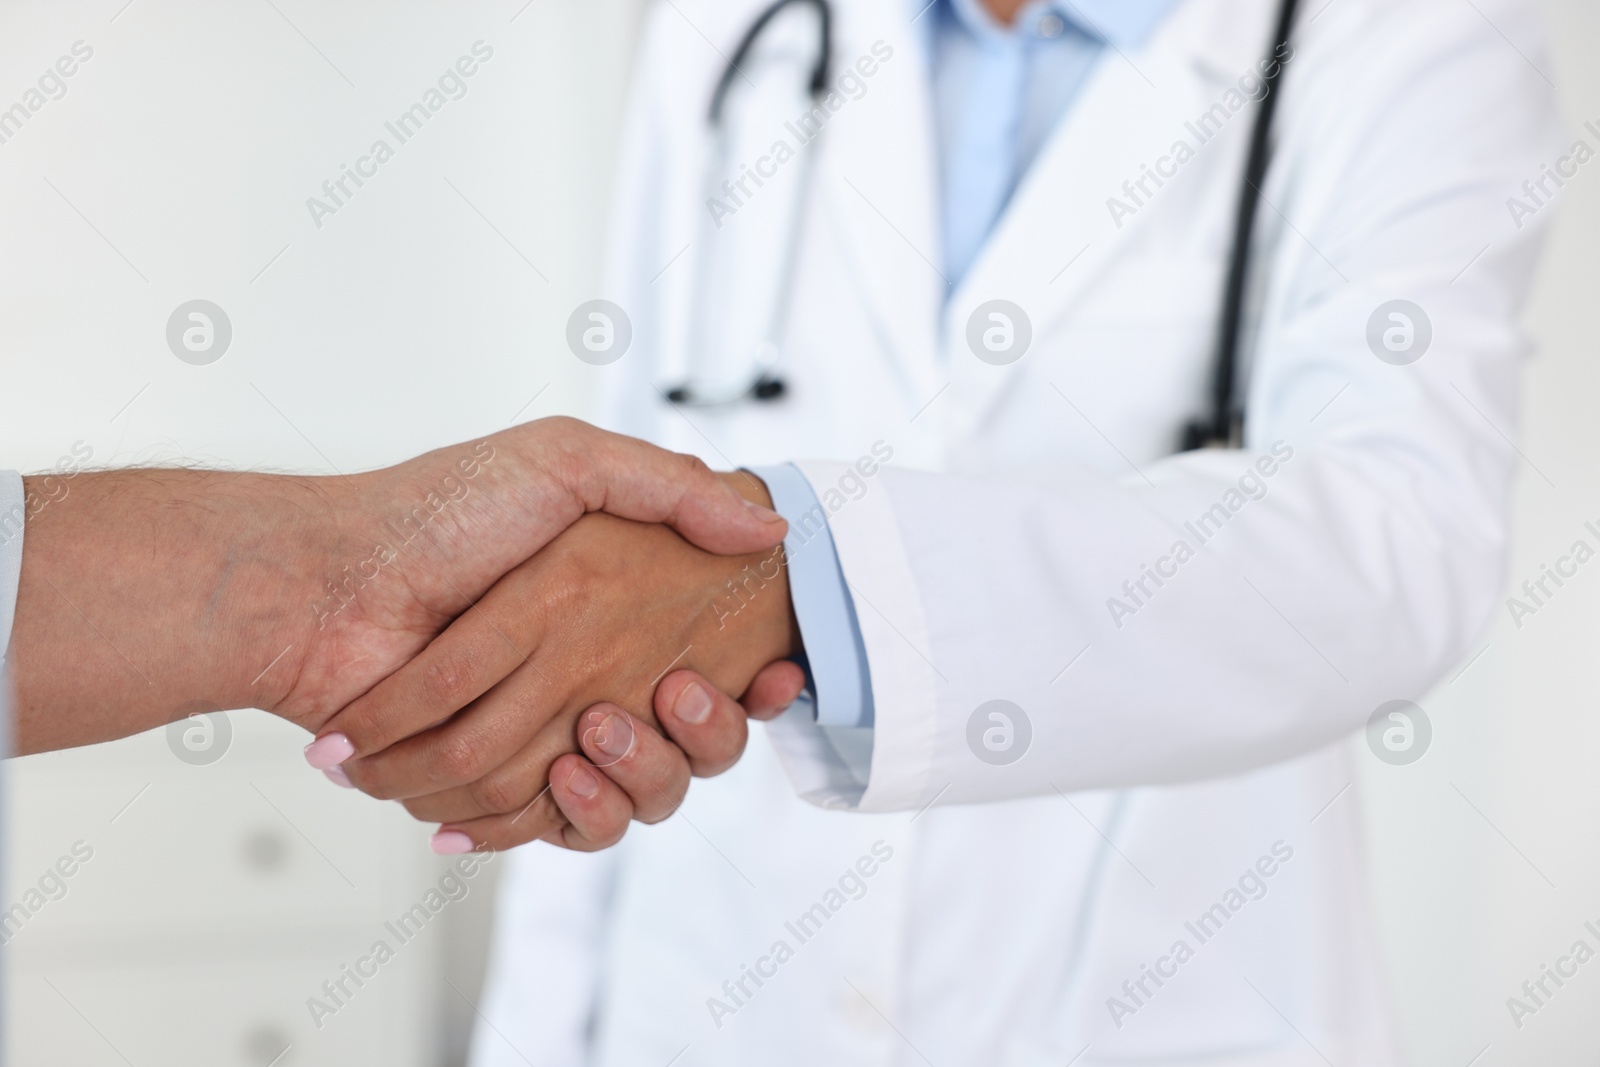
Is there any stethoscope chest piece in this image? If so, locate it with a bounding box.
[666,0,829,410]
[665,374,787,406]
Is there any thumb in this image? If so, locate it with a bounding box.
[570,424,787,554]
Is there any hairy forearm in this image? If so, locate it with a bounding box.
[5,438,792,762]
[9,469,341,754]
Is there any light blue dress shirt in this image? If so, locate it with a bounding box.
[764,0,1176,727]
[931,0,1176,287]
[751,465,875,725]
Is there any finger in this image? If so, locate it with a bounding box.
[553,421,786,554]
[436,753,635,853]
[427,775,566,856]
[577,704,690,822]
[398,701,687,825]
[307,574,546,771]
[654,670,752,777]
[399,712,570,822]
[739,660,808,721]
[342,657,556,801]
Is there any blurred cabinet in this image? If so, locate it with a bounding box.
[3,712,459,1067]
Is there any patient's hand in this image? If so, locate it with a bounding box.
[9,416,791,757]
[313,473,805,851]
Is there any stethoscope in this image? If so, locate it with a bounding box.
[671,0,1300,454]
[667,0,832,406]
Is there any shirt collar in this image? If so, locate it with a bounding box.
[934,0,1175,48]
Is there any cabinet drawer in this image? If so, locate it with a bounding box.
[5,769,437,935]
[6,941,435,1067]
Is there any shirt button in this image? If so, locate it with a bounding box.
[1037,12,1065,38]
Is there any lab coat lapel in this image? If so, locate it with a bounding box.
[809,1,947,405]
[938,0,1277,443]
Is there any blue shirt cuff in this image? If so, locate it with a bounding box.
[748,464,874,728]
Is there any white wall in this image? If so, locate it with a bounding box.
[0,2,641,1065]
[1361,1,1600,1062]
[2,0,1598,1064]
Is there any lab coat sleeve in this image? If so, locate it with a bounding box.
[750,463,875,728]
[467,846,619,1067]
[765,2,1566,811]
[0,470,23,666]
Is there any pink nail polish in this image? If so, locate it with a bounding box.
[430,830,474,855]
[304,732,355,769]
[674,682,714,725]
[323,765,354,789]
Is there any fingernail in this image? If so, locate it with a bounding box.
[323,765,354,789]
[304,732,355,770]
[674,682,714,725]
[744,498,784,523]
[430,830,474,855]
[585,711,635,764]
[566,763,601,798]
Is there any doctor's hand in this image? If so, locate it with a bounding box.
[437,659,806,853]
[310,473,806,852]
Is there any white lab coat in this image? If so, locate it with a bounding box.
[472,0,1561,1063]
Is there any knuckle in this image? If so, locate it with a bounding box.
[419,652,478,711]
[530,788,564,828]
[540,414,582,438]
[471,771,532,815]
[677,452,714,484]
[538,431,592,498]
[432,732,485,784]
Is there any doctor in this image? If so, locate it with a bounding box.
[463,0,1561,1062]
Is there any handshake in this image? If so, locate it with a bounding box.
[9,418,808,853]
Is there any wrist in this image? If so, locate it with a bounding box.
[705,471,801,665]
[8,469,355,752]
[228,474,365,717]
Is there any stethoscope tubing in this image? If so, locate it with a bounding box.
[674,0,1300,439]
[668,0,833,408]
